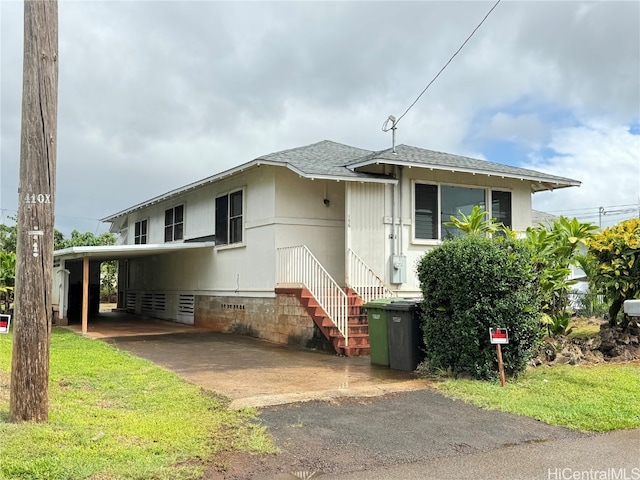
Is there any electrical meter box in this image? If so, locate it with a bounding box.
[390,255,406,284]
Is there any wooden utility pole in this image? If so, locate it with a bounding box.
[10,0,58,423]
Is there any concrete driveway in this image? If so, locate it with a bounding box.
[73,312,431,409]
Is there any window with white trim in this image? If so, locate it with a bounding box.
[215,190,243,246]
[441,185,486,239]
[164,205,184,242]
[415,183,498,240]
[134,219,148,244]
[415,184,438,240]
[491,190,512,229]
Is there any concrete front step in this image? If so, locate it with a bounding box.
[324,326,369,338]
[276,286,371,357]
[341,346,370,356]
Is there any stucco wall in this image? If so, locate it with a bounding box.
[124,166,277,295]
[274,170,347,283]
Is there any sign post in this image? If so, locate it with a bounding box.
[489,328,508,387]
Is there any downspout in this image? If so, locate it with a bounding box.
[345,182,352,288]
[391,166,396,257]
[398,166,403,255]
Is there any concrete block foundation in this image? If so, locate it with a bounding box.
[194,294,330,350]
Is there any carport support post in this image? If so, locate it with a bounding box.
[81,255,88,335]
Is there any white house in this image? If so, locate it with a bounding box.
[53,140,580,355]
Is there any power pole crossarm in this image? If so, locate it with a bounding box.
[10,0,58,423]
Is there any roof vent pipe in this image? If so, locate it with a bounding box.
[382,115,398,154]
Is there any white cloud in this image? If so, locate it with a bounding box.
[483,112,548,148]
[529,121,640,228]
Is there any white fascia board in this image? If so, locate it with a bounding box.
[346,159,580,191]
[54,242,215,260]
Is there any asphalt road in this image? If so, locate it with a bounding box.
[247,390,639,480]
[321,428,640,480]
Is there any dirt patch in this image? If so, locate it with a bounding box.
[532,317,640,366]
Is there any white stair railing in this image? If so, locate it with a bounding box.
[348,249,395,305]
[277,245,349,346]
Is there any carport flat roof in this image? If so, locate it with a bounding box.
[54,242,215,262]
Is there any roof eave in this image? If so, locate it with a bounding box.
[348,159,580,191]
[531,180,581,193]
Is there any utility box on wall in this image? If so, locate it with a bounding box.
[390,255,406,284]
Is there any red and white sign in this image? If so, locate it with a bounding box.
[489,327,509,344]
[0,314,11,334]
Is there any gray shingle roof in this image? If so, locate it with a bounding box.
[257,140,375,178]
[103,139,580,222]
[345,144,580,188]
[258,140,579,188]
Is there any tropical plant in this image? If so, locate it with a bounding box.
[444,205,502,236]
[587,218,640,326]
[0,251,16,287]
[525,216,598,319]
[541,311,573,336]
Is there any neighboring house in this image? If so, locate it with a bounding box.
[53,140,580,355]
[531,209,558,228]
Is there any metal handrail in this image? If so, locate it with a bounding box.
[277,245,349,346]
[348,249,395,305]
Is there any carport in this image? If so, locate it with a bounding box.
[53,242,215,335]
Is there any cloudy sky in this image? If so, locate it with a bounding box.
[1,0,638,235]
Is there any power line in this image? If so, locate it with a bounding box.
[394,0,502,126]
[1,207,104,222]
[576,210,636,220]
[542,203,638,214]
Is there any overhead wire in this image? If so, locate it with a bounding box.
[393,0,502,127]
[542,203,638,214]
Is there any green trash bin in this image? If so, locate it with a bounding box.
[384,300,425,372]
[364,298,397,366]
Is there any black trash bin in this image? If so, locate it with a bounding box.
[384,300,425,372]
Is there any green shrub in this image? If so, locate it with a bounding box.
[417,236,542,380]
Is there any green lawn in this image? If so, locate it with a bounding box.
[435,362,640,432]
[0,328,276,480]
